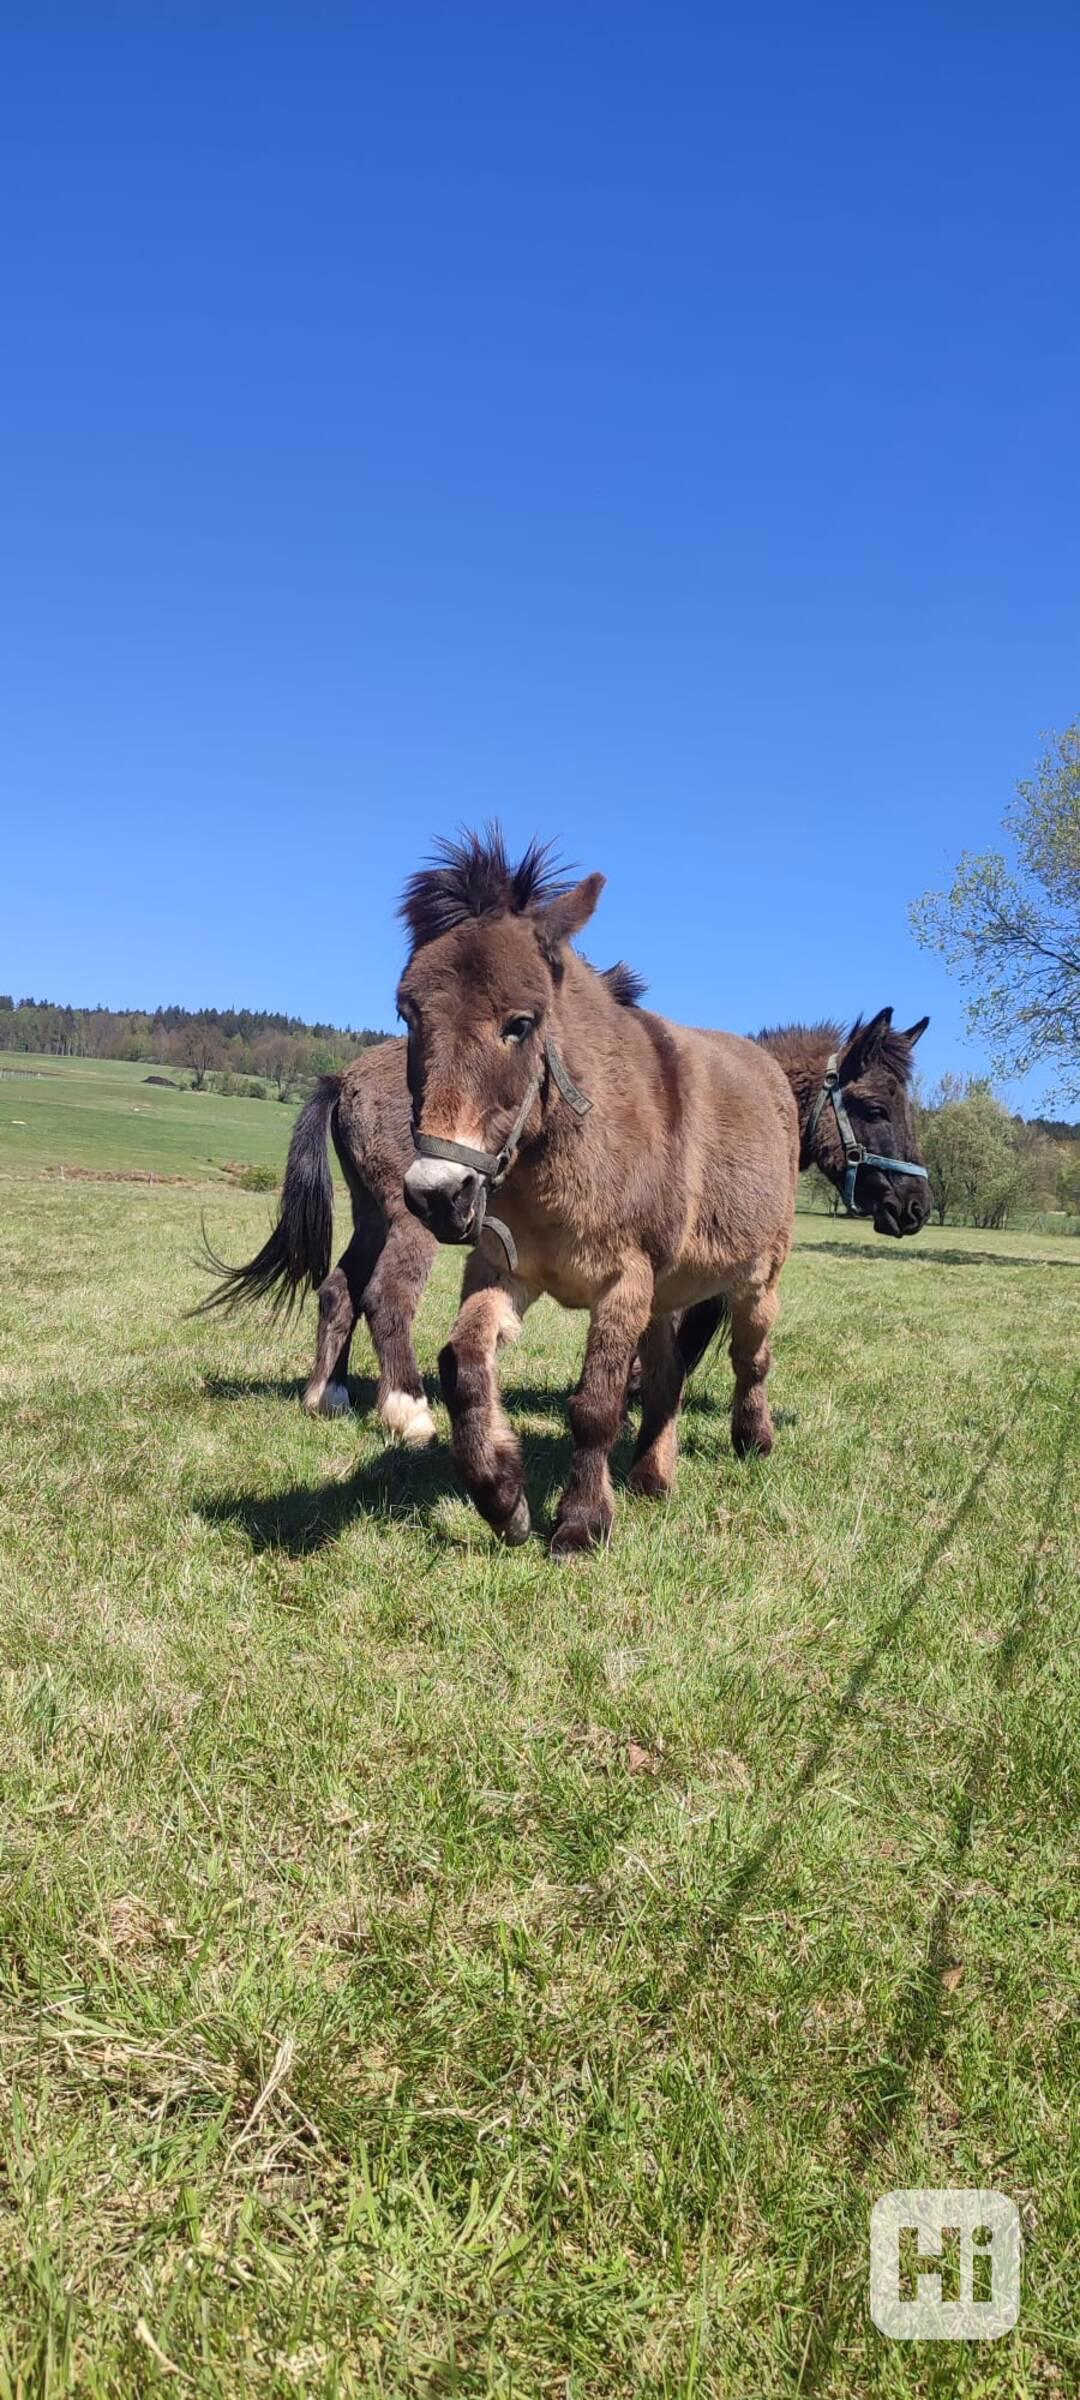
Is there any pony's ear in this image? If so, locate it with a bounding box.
[538,872,605,951]
[840,1007,893,1080]
[902,1014,930,1046]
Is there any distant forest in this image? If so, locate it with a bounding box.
[0,995,389,1099]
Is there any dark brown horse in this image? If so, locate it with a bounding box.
[396,832,930,1553]
[674,1007,930,1376]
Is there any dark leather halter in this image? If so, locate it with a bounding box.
[805,1053,929,1217]
[411,1034,591,1272]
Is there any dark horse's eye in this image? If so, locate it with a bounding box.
[502,1015,536,1046]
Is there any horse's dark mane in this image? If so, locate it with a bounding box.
[601,960,647,1009]
[756,1017,843,1057]
[755,1017,916,1085]
[400,827,569,955]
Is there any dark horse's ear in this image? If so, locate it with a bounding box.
[840,1007,893,1080]
[538,872,605,956]
[902,1015,930,1046]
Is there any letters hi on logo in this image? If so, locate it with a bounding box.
[870,2190,1021,2340]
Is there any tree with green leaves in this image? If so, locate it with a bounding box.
[911,721,1080,1103]
[918,1081,1031,1228]
[1057,1149,1080,1216]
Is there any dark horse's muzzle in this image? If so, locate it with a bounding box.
[863,1168,932,1238]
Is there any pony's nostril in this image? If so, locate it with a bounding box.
[451,1173,481,1227]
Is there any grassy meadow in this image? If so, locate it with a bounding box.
[0,1053,298,1183]
[0,1063,1077,2395]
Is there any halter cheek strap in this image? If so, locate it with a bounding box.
[411,1033,591,1272]
[805,1054,929,1217]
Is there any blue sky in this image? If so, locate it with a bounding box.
[3,3,1078,1104]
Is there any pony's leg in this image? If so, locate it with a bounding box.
[303,1239,369,1417]
[728,1260,782,1458]
[627,1315,685,1500]
[552,1257,654,1557]
[365,1214,440,1446]
[438,1252,533,1542]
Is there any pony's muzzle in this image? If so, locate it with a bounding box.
[872,1173,931,1238]
[404,1155,483,1244]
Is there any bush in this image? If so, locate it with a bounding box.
[235,1164,279,1193]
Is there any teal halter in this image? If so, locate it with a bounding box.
[805,1054,929,1217]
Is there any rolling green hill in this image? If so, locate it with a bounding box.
[0,1051,299,1184]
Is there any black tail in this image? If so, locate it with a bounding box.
[195,1075,342,1318]
[676,1296,730,1379]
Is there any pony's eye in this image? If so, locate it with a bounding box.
[502,1015,536,1046]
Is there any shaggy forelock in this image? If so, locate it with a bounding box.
[399,827,569,956]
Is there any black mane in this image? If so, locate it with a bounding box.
[756,1017,844,1055]
[601,960,647,1009]
[400,827,569,956]
[756,1017,917,1084]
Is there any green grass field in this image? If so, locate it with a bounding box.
[0,1053,297,1182]
[0,1081,1077,2395]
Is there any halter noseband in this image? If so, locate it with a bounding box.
[411,1033,591,1272]
[805,1053,928,1217]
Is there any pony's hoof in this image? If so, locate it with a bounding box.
[732,1421,774,1460]
[499,1494,532,1547]
[381,1391,437,1446]
[627,1463,672,1501]
[550,1510,612,1559]
[306,1381,352,1418]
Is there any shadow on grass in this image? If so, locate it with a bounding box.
[802,1238,1080,1271]
[795,1372,1078,2391]
[202,1372,322,1406]
[195,1371,773,1555]
[653,1373,1042,2018]
[202,1372,570,1420]
[197,1420,581,1555]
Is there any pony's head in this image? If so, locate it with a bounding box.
[816,1009,931,1235]
[397,829,604,1245]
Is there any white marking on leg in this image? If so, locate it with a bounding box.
[320,1381,352,1417]
[381,1390,437,1446]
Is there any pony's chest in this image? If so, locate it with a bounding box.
[503,1218,603,1310]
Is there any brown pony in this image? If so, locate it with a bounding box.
[198,963,646,1442]
[200,990,929,1469]
[397,833,929,1554]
